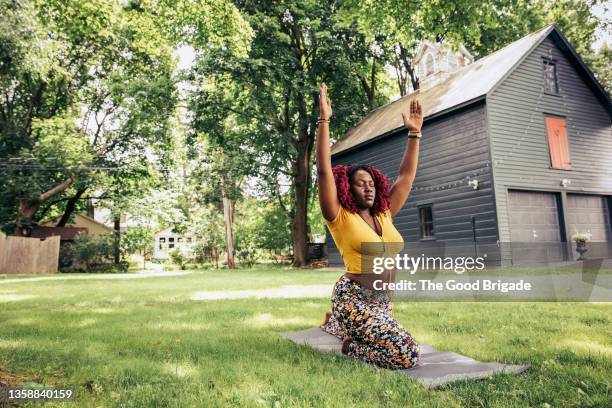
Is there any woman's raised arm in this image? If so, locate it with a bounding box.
[389,98,423,217]
[316,83,340,222]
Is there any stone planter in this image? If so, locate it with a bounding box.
[575,240,588,260]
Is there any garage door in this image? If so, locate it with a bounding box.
[567,194,611,259]
[508,190,564,264]
[567,194,611,241]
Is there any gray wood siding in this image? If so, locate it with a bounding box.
[329,102,499,267]
[488,35,612,264]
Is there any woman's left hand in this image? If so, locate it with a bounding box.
[401,98,423,132]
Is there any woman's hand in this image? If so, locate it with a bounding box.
[389,98,423,217]
[401,99,423,132]
[319,83,333,120]
[316,82,339,222]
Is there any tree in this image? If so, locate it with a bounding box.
[191,1,372,266]
[339,0,608,96]
[121,226,154,269]
[190,205,225,268]
[187,48,260,269]
[234,197,292,257]
[586,42,611,94]
[0,0,177,236]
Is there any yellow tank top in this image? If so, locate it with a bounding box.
[325,205,404,274]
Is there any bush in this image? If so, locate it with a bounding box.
[236,243,259,268]
[58,242,76,269]
[169,249,187,270]
[191,242,220,267]
[69,234,116,272]
[121,226,154,263]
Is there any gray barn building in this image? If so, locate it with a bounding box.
[328,24,612,267]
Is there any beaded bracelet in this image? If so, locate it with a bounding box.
[408,130,421,139]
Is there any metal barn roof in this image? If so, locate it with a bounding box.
[331,23,610,156]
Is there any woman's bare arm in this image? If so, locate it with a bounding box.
[316,83,340,222]
[389,99,423,217]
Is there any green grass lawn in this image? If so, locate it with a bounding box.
[0,267,611,407]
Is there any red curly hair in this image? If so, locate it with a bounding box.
[332,164,390,215]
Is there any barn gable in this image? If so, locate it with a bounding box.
[331,24,611,158]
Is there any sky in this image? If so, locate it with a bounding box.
[592,1,611,50]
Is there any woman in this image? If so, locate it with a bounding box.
[316,82,423,369]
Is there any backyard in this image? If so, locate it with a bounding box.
[1,267,611,407]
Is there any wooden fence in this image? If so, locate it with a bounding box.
[0,234,60,274]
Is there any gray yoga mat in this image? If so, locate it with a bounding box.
[280,328,531,389]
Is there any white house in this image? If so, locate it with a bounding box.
[153,227,198,259]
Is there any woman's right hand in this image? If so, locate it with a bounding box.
[319,83,332,120]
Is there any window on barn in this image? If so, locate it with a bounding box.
[425,53,435,76]
[177,237,183,244]
[168,237,175,249]
[542,58,559,94]
[187,238,192,243]
[159,237,166,250]
[544,115,571,169]
[418,205,435,239]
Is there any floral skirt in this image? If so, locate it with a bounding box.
[321,275,421,369]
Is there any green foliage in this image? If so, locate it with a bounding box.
[168,249,187,270]
[58,242,77,269]
[29,116,92,166]
[188,204,225,255]
[139,0,253,55]
[585,42,611,94]
[338,0,608,96]
[121,226,154,258]
[70,234,116,272]
[308,203,326,243]
[234,198,292,258]
[191,242,211,264]
[188,1,376,265]
[235,243,259,268]
[0,0,177,234]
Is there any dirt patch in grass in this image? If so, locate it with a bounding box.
[0,367,30,387]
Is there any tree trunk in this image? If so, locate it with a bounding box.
[87,197,95,218]
[56,187,87,227]
[394,44,419,95]
[358,59,377,111]
[113,215,121,264]
[14,198,39,237]
[222,195,235,269]
[14,177,75,236]
[291,147,310,267]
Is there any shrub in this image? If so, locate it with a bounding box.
[169,249,187,270]
[70,234,115,272]
[121,226,154,267]
[236,243,259,268]
[58,242,76,269]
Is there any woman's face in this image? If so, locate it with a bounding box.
[350,169,375,209]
